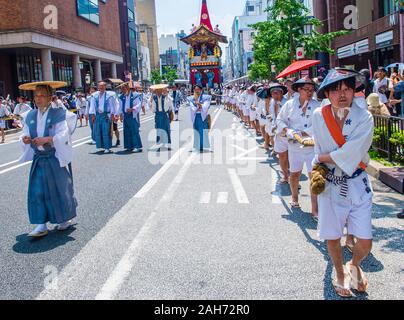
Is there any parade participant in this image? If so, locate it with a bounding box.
[149,84,173,150]
[268,84,289,182]
[14,96,32,117]
[284,78,296,101]
[373,67,392,107]
[89,81,120,154]
[18,81,78,237]
[86,86,97,144]
[245,86,260,136]
[118,82,143,153]
[188,84,212,152]
[75,93,88,127]
[0,97,11,143]
[171,85,181,121]
[277,77,320,218]
[312,68,374,297]
[256,86,271,150]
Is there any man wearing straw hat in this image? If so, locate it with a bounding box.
[312,68,374,297]
[18,81,78,238]
[149,84,173,150]
[89,81,120,154]
[118,82,143,153]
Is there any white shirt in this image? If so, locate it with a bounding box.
[276,96,320,151]
[14,103,32,116]
[19,107,73,167]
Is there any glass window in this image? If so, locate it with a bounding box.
[77,0,100,25]
[383,0,398,16]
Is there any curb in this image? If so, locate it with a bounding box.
[366,160,385,180]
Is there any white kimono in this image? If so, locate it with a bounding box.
[19,108,74,168]
[14,103,32,116]
[188,94,211,123]
[119,93,142,119]
[149,95,173,113]
[245,93,258,119]
[0,104,11,128]
[89,91,120,117]
[312,97,374,240]
[373,78,391,104]
[276,96,321,153]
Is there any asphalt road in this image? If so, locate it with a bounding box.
[0,105,403,300]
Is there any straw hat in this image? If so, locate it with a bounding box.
[19,81,67,91]
[367,93,384,108]
[150,84,169,90]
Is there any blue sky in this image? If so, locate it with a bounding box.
[155,0,246,39]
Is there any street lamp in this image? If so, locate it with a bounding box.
[304,16,314,35]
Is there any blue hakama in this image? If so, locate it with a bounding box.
[193,113,210,151]
[94,113,112,150]
[155,111,171,144]
[123,114,142,150]
[25,108,77,225]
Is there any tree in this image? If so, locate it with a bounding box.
[249,0,349,80]
[151,69,162,85]
[162,66,179,86]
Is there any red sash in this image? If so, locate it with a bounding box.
[322,105,367,171]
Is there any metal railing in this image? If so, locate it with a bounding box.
[373,115,404,163]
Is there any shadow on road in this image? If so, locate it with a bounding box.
[13,227,77,254]
[279,196,385,300]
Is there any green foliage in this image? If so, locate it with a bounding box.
[249,0,349,78]
[389,131,404,147]
[151,69,162,85]
[162,66,179,86]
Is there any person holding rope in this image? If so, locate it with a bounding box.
[277,77,320,218]
[311,68,374,298]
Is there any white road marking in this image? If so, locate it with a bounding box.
[228,168,249,204]
[133,146,187,198]
[36,108,224,300]
[217,192,228,204]
[199,192,211,204]
[96,151,196,300]
[0,159,19,169]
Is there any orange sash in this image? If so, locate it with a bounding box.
[322,105,367,171]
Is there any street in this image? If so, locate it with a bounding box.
[0,105,403,300]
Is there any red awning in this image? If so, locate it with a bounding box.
[276,60,321,79]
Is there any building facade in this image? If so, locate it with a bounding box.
[135,0,160,71]
[117,0,140,82]
[326,0,403,71]
[229,0,267,80]
[0,0,123,96]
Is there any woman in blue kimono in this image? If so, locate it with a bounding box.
[18,81,78,238]
[188,84,212,152]
[119,82,143,153]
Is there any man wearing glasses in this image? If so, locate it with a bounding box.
[277,77,320,220]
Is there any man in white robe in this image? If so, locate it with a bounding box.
[312,68,374,298]
[277,77,320,218]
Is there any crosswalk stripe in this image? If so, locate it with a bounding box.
[217,192,228,204]
[199,192,211,204]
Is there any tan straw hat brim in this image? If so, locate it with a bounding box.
[150,84,169,90]
[19,81,67,91]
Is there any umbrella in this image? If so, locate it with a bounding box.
[276,60,321,79]
[385,63,404,71]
